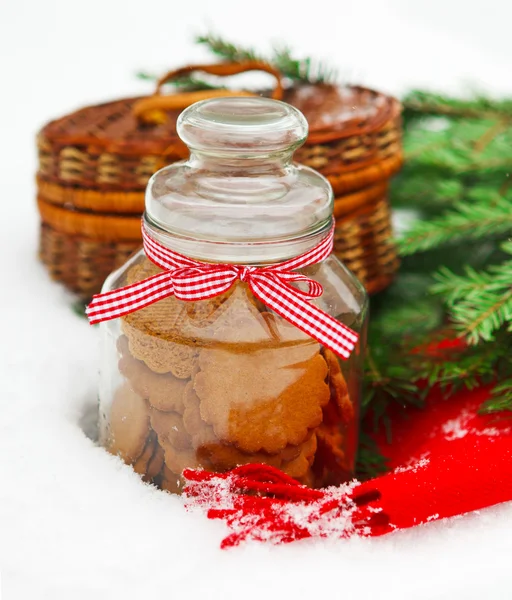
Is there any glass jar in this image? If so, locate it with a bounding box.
[97,97,368,494]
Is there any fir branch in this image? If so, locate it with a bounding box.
[432,256,512,343]
[404,90,512,121]
[363,345,425,439]
[417,337,512,393]
[72,300,88,319]
[136,71,222,91]
[398,197,512,255]
[432,263,512,305]
[136,71,158,81]
[501,240,512,255]
[355,432,389,480]
[451,290,512,344]
[196,33,261,63]
[480,378,512,413]
[195,33,338,84]
[271,46,338,83]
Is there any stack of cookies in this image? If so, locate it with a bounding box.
[105,258,355,493]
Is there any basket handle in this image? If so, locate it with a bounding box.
[133,61,284,124]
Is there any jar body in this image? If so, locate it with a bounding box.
[98,251,367,493]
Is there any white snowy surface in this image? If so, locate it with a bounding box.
[2,0,512,597]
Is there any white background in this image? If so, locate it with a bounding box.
[1,1,512,598]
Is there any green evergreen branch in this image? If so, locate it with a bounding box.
[195,33,338,84]
[452,290,512,344]
[196,34,261,63]
[398,197,512,255]
[363,344,425,441]
[432,256,512,343]
[356,432,389,480]
[136,71,223,91]
[432,262,512,305]
[271,46,339,83]
[403,90,512,120]
[418,337,512,393]
[481,378,512,413]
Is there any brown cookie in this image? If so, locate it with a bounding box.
[182,382,217,446]
[122,319,199,378]
[182,285,239,330]
[150,407,191,450]
[278,445,301,463]
[202,285,275,347]
[182,381,310,470]
[108,383,150,464]
[281,433,317,479]
[161,438,204,475]
[160,465,185,495]
[146,443,165,481]
[118,336,189,413]
[297,469,315,488]
[125,259,162,285]
[315,428,348,472]
[324,349,354,424]
[196,441,283,471]
[133,433,157,476]
[195,349,329,453]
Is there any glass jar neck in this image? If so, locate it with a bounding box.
[187,149,294,173]
[143,214,332,265]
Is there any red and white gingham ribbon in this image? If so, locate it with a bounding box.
[86,221,359,359]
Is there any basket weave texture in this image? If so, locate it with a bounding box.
[36,63,402,299]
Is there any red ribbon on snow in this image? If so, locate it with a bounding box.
[86,220,358,360]
[182,385,512,548]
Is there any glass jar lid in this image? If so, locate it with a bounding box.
[145,97,334,263]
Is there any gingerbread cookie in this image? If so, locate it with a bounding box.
[122,319,198,378]
[183,380,310,469]
[125,259,162,285]
[197,430,317,473]
[323,349,354,424]
[315,428,348,472]
[182,285,239,330]
[297,469,315,488]
[118,336,189,412]
[281,433,317,479]
[182,382,217,447]
[108,383,150,464]
[146,443,165,481]
[196,441,283,471]
[195,349,329,453]
[149,407,191,451]
[133,433,157,476]
[202,285,275,348]
[161,439,205,475]
[160,465,184,495]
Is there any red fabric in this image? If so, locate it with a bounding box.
[183,384,512,547]
[354,385,512,534]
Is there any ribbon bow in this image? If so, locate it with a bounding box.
[86,220,359,359]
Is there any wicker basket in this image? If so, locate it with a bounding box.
[37,62,402,298]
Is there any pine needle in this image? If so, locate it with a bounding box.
[398,197,512,255]
[195,32,339,84]
[481,378,512,413]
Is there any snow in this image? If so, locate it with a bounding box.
[441,410,511,441]
[2,0,512,597]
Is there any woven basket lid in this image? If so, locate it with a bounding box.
[283,84,400,145]
[37,62,401,194]
[39,96,188,159]
[39,62,283,164]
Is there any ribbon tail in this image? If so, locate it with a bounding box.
[249,277,359,360]
[86,271,176,324]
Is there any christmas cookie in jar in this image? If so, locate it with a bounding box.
[88,97,368,493]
